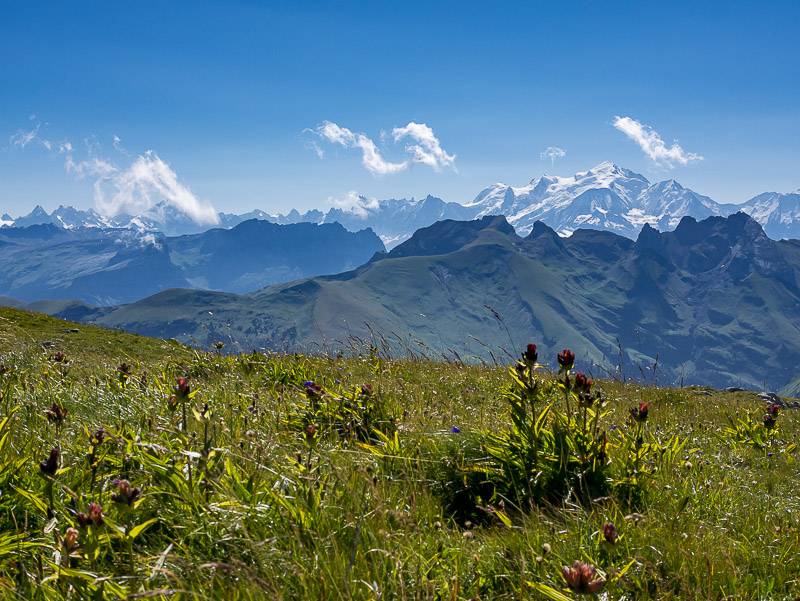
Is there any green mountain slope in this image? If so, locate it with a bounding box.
[44,214,800,393]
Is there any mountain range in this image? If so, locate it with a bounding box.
[4,162,799,245]
[0,220,383,305]
[25,211,800,395]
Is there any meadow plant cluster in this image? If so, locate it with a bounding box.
[0,307,799,599]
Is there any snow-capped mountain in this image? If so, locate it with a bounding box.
[4,162,800,244]
[734,192,800,240]
[464,162,728,238]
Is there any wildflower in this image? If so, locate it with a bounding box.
[305,423,318,441]
[63,527,79,551]
[45,402,68,426]
[117,362,132,383]
[763,413,777,430]
[522,343,538,366]
[111,479,142,506]
[76,502,104,528]
[213,341,225,350]
[360,383,373,396]
[174,376,191,399]
[39,447,60,477]
[451,426,461,434]
[557,349,575,371]
[90,427,106,446]
[51,351,68,363]
[574,372,592,395]
[767,403,780,417]
[304,381,324,399]
[562,560,606,594]
[630,402,650,423]
[602,521,618,544]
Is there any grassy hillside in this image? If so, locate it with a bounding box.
[64,214,800,395]
[0,307,799,599]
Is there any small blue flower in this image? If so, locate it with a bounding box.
[303,381,314,387]
[451,426,461,434]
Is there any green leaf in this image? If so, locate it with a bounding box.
[128,517,158,540]
[12,486,48,514]
[494,509,513,528]
[527,582,573,601]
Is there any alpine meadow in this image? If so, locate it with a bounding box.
[2,2,800,599]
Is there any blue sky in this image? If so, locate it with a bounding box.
[1,0,799,218]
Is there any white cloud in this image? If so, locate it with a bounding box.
[91,151,219,225]
[11,120,218,225]
[311,120,455,174]
[112,134,128,155]
[328,190,380,219]
[540,146,566,164]
[10,119,46,149]
[314,121,408,175]
[612,116,702,167]
[392,122,456,171]
[306,141,325,159]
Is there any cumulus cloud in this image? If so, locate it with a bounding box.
[314,121,408,175]
[391,122,456,171]
[612,116,702,167]
[328,190,380,219]
[310,120,455,174]
[540,146,567,165]
[11,120,219,226]
[90,152,219,225]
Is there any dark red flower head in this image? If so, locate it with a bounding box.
[763,413,777,430]
[39,447,60,476]
[91,427,106,446]
[767,403,780,417]
[630,401,650,423]
[562,560,605,594]
[76,502,104,528]
[111,479,142,506]
[602,521,618,543]
[174,376,191,399]
[557,348,575,371]
[63,527,79,551]
[305,423,318,440]
[360,383,373,396]
[304,381,324,399]
[522,343,538,366]
[45,402,68,425]
[574,372,592,395]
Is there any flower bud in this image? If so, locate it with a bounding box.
[522,343,538,366]
[602,521,618,544]
[557,349,575,371]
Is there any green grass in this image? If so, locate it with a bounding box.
[0,307,799,599]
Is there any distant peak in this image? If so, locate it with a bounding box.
[653,178,685,191]
[527,220,559,239]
